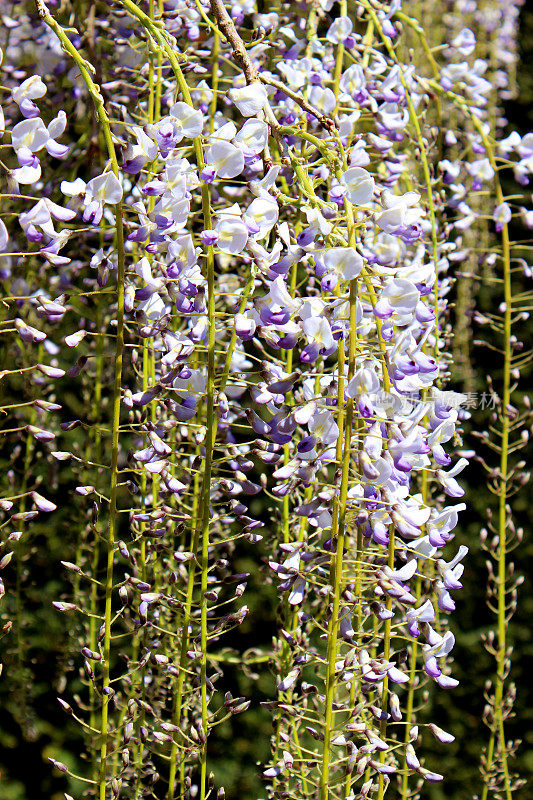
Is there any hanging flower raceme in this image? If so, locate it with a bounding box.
[0,2,530,800]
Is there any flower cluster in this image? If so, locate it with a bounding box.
[0,1,530,799]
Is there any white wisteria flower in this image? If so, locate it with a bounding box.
[245,195,279,239]
[204,139,244,180]
[61,171,123,225]
[213,206,249,255]
[228,82,268,117]
[234,118,269,155]
[376,190,422,234]
[12,75,46,115]
[326,15,353,44]
[340,166,375,205]
[322,247,363,280]
[0,219,7,251]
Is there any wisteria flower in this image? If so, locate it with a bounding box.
[340,166,375,205]
[493,202,512,231]
[376,190,423,240]
[234,118,269,155]
[244,195,279,238]
[326,16,353,44]
[61,171,123,225]
[204,138,244,180]
[212,206,249,255]
[123,126,158,173]
[12,75,46,117]
[228,82,268,117]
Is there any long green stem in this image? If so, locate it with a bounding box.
[132,1,164,790]
[319,298,350,800]
[332,0,347,112]
[475,127,513,800]
[425,77,514,800]
[88,302,104,771]
[36,7,126,798]
[319,215,359,800]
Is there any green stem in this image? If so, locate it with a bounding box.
[319,207,359,800]
[319,304,349,800]
[36,7,127,798]
[477,131,513,800]
[332,0,347,112]
[426,77,514,800]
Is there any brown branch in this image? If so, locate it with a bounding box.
[209,0,258,84]
[208,0,294,164]
[209,0,334,133]
[260,74,336,131]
